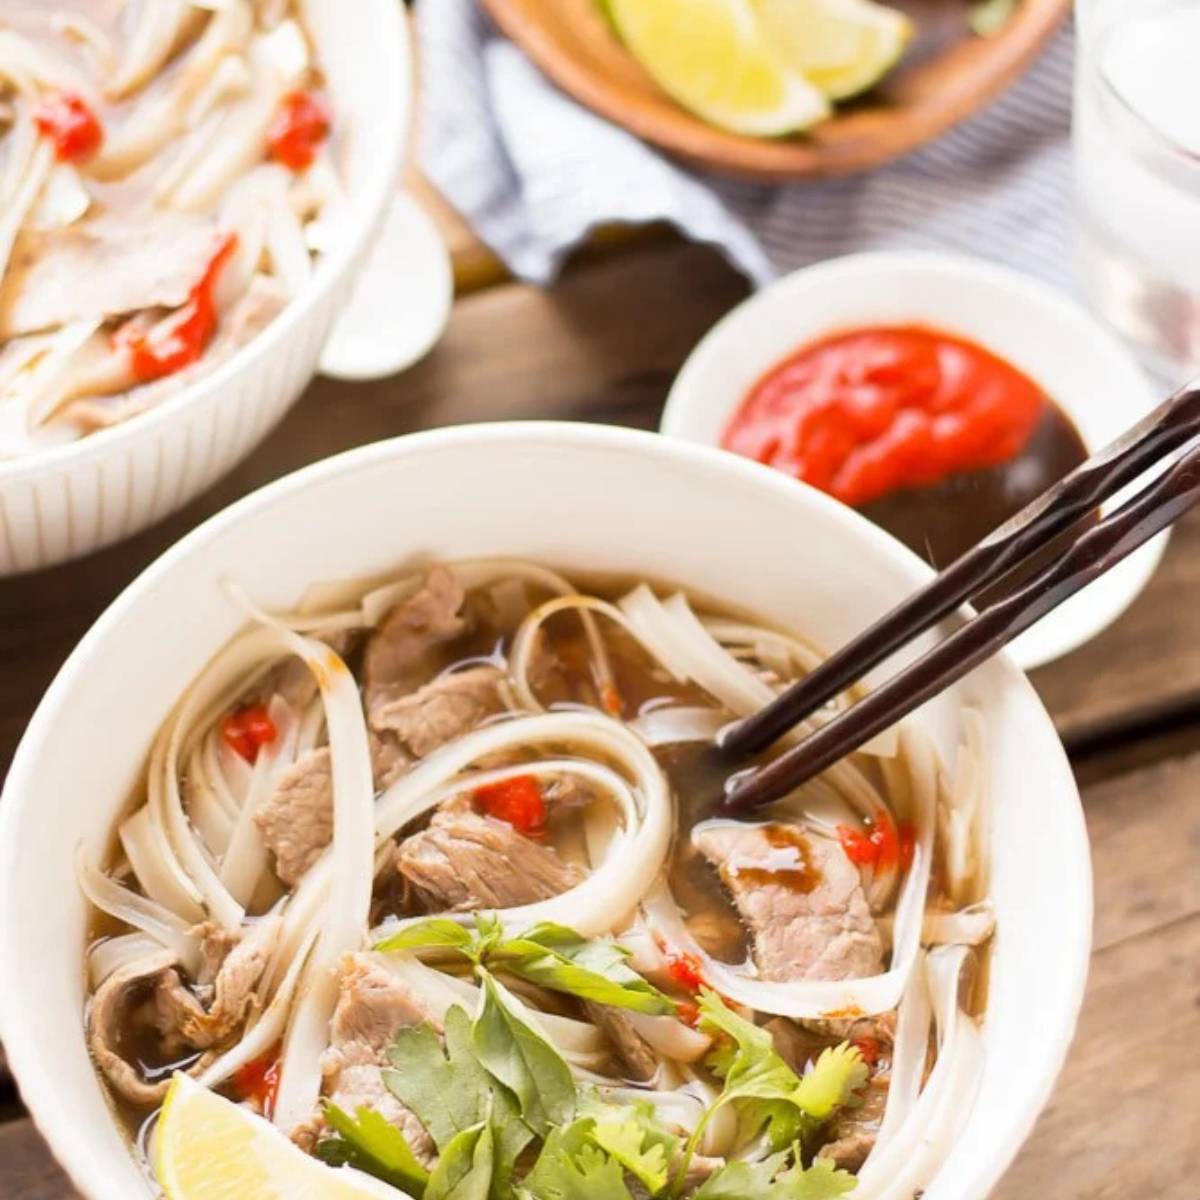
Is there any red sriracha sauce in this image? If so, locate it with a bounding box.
[721,326,1046,509]
[221,704,277,764]
[474,774,547,836]
[268,89,331,171]
[34,91,104,162]
[234,1048,281,1118]
[837,808,915,873]
[117,232,239,382]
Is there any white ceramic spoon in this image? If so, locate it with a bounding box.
[319,189,453,381]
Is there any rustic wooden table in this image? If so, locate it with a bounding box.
[1,195,1199,1199]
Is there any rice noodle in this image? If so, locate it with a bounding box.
[222,586,375,1135]
[628,706,729,747]
[852,946,984,1199]
[76,847,201,974]
[118,805,205,923]
[943,709,989,906]
[87,932,166,989]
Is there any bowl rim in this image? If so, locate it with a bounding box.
[479,0,1071,181]
[660,248,1168,670]
[0,0,410,485]
[0,421,1092,1199]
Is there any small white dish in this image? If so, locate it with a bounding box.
[0,422,1089,1200]
[661,251,1165,671]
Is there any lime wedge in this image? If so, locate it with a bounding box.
[752,0,913,100]
[607,0,830,136]
[155,1074,407,1200]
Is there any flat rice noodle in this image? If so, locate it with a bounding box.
[852,945,984,1199]
[118,804,205,923]
[106,0,198,99]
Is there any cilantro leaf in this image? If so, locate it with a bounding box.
[694,1151,858,1199]
[521,1120,635,1200]
[578,1091,678,1196]
[315,1103,430,1194]
[692,1151,791,1198]
[471,971,576,1136]
[499,925,674,1015]
[425,1122,494,1200]
[384,1008,490,1152]
[384,1005,533,1198]
[793,1045,871,1121]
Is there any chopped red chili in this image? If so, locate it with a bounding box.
[268,89,331,171]
[233,1048,281,1118]
[221,703,277,764]
[473,774,547,836]
[675,1000,701,1027]
[117,233,239,382]
[666,952,705,993]
[837,809,916,872]
[34,91,103,162]
[853,1035,880,1067]
[599,683,623,717]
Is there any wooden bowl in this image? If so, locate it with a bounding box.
[478,0,1071,180]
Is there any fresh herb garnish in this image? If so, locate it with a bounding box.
[375,917,674,1016]
[519,1119,636,1200]
[315,1102,431,1194]
[384,1004,533,1198]
[693,1150,859,1199]
[579,1091,679,1196]
[472,971,577,1136]
[425,1122,495,1200]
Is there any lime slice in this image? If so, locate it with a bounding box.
[607,0,830,136]
[752,0,912,100]
[155,1074,406,1200]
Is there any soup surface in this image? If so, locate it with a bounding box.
[0,0,337,455]
[79,560,993,1197]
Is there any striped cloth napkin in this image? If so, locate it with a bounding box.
[416,0,1075,291]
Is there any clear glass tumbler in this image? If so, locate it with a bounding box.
[1074,0,1200,379]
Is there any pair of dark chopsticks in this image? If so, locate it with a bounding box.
[717,380,1200,815]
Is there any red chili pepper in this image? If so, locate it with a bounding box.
[268,89,331,171]
[600,683,623,718]
[853,1035,880,1067]
[234,1049,281,1117]
[675,1000,701,1027]
[34,91,103,162]
[837,809,916,872]
[666,953,705,993]
[221,704,277,764]
[117,233,239,381]
[722,327,1047,508]
[474,774,547,835]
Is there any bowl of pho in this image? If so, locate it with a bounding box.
[0,422,1090,1199]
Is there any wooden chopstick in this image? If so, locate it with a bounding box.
[720,412,1200,815]
[720,380,1200,762]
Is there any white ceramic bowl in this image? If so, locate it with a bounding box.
[661,251,1165,670]
[0,424,1091,1199]
[0,0,410,576]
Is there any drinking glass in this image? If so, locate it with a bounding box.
[1074,0,1200,379]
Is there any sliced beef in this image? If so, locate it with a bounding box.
[315,953,437,1163]
[818,1077,889,1172]
[372,665,504,758]
[0,213,221,338]
[255,748,333,886]
[363,566,468,720]
[694,822,884,983]
[583,1002,657,1082]
[88,948,187,1106]
[396,804,583,911]
[153,916,279,1051]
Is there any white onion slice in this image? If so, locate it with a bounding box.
[88,932,166,989]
